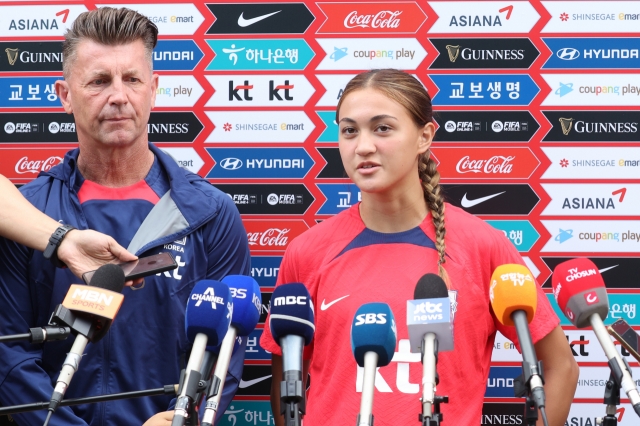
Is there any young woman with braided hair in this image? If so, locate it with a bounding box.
[261,69,578,426]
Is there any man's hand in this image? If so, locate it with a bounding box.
[57,229,137,279]
[142,411,174,426]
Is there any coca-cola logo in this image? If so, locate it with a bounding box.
[14,156,63,174]
[344,10,402,29]
[456,156,515,174]
[247,228,290,247]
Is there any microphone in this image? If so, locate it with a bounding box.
[351,303,397,426]
[490,264,546,418]
[45,264,126,422]
[201,275,262,426]
[172,280,232,426]
[552,258,640,416]
[407,273,452,424]
[270,283,315,426]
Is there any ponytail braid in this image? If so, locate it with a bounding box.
[419,152,450,287]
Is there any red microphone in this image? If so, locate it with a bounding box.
[552,258,640,417]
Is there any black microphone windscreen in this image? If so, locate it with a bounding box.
[89,264,126,293]
[414,273,448,299]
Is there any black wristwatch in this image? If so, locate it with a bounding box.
[43,224,76,268]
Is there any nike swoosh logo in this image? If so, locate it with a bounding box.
[599,265,619,274]
[238,10,281,27]
[239,375,272,388]
[321,295,349,311]
[460,191,506,208]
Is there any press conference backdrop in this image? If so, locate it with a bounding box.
[1,0,639,424]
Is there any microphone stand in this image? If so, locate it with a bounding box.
[418,337,448,426]
[597,357,632,426]
[0,385,179,416]
[514,364,545,426]
[0,326,71,344]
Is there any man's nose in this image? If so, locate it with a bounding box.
[108,78,128,105]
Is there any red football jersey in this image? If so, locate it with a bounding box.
[261,204,558,425]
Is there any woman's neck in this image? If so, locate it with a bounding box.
[359,184,428,233]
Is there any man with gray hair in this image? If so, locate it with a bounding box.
[0,7,250,426]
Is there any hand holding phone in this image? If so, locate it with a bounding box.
[82,252,178,284]
[608,319,640,363]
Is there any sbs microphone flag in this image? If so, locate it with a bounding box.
[201,275,262,426]
[351,302,397,426]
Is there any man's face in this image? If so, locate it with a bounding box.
[56,39,158,149]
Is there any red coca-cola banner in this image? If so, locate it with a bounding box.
[243,219,310,253]
[432,147,540,179]
[316,2,427,34]
[0,148,67,181]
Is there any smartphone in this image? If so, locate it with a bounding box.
[607,318,640,363]
[82,252,178,284]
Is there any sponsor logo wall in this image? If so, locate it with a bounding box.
[5,0,638,421]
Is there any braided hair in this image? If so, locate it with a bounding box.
[336,69,449,285]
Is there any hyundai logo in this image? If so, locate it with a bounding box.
[220,157,243,170]
[557,48,580,61]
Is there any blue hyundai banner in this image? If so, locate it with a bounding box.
[206,148,313,179]
[542,38,640,69]
[153,40,203,71]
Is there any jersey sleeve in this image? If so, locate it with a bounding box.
[488,229,560,351]
[259,238,315,360]
[0,236,89,426]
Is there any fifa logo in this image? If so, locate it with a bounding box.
[559,117,574,135]
[5,48,19,66]
[445,45,460,62]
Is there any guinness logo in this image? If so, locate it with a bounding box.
[559,117,574,135]
[5,48,18,66]
[446,45,460,62]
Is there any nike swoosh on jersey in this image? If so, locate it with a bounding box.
[237,10,281,27]
[239,375,272,388]
[598,265,619,274]
[460,191,506,208]
[320,295,350,311]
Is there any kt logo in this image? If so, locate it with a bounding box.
[229,80,253,101]
[566,335,589,356]
[269,80,293,101]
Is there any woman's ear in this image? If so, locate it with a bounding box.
[418,122,435,154]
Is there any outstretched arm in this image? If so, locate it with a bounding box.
[535,326,579,426]
[0,174,136,278]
